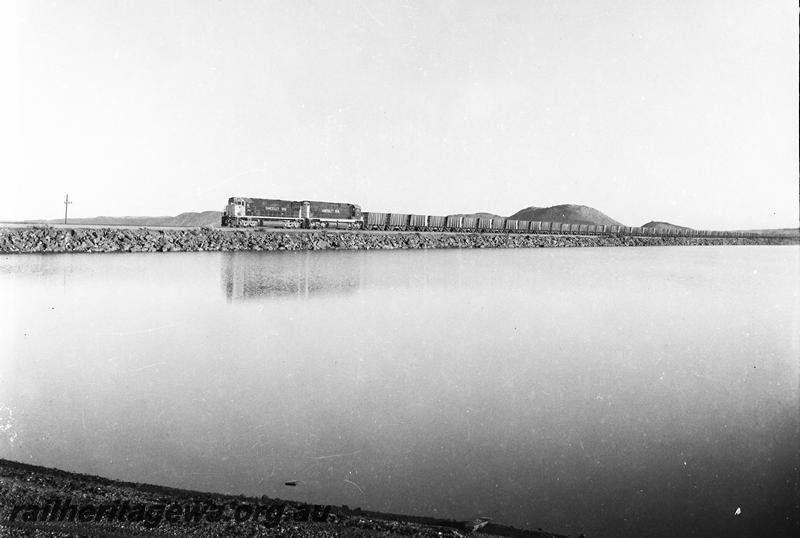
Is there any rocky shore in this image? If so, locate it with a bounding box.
[0,459,566,537]
[0,226,796,254]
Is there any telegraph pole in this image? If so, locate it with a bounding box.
[64,194,72,224]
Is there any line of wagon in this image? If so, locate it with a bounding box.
[361,212,759,238]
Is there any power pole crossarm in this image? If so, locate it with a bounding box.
[64,194,72,224]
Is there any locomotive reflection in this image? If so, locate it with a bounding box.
[221,251,361,301]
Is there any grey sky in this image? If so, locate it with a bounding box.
[2,0,797,228]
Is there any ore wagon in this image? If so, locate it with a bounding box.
[363,212,388,230]
[388,213,410,230]
[428,215,446,231]
[409,214,428,230]
[445,216,463,231]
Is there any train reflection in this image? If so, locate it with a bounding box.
[221,251,361,301]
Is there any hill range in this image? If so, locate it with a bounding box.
[641,221,693,230]
[25,211,223,228]
[508,205,624,227]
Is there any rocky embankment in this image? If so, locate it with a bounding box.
[0,226,796,254]
[0,459,565,537]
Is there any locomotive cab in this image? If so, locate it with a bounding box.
[222,197,247,226]
[228,198,246,218]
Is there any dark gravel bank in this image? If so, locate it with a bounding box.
[0,459,566,537]
[0,227,796,253]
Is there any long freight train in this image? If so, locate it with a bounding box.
[221,196,761,238]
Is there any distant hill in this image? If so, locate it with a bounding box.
[642,221,693,230]
[508,204,624,226]
[35,211,222,227]
[447,212,505,219]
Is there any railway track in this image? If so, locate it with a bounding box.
[1,222,794,240]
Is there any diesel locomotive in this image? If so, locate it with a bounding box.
[221,196,759,238]
[221,197,363,229]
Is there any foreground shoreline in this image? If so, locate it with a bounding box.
[0,458,566,537]
[1,226,797,253]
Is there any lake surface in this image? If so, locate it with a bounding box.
[1,246,798,537]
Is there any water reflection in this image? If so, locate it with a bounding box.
[220,251,361,301]
[1,247,798,538]
[219,249,476,302]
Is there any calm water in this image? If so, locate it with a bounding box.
[1,246,798,537]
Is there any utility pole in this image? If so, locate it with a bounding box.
[64,194,72,224]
